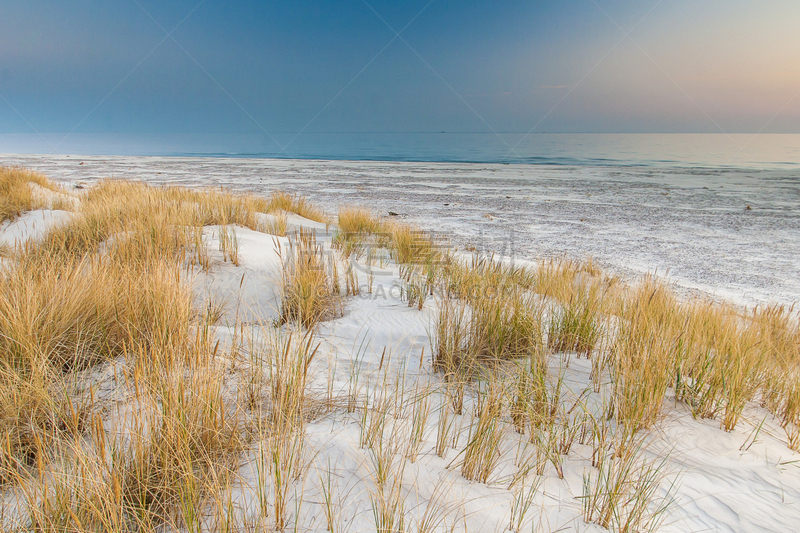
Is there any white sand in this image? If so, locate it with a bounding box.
[0,209,72,248]
[222,221,800,533]
[1,164,799,532]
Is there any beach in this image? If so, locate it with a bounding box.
[4,0,799,530]
[4,153,799,307]
[1,160,799,532]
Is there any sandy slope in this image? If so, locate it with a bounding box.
[202,219,800,533]
[2,178,799,532]
[0,209,72,248]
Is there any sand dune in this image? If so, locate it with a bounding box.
[1,169,799,532]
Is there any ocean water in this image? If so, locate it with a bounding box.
[2,134,799,307]
[2,132,800,169]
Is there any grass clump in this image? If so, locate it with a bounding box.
[21,354,247,533]
[752,305,800,447]
[259,211,288,236]
[434,256,542,373]
[386,221,438,266]
[264,331,319,433]
[0,253,191,375]
[333,205,439,266]
[777,372,800,450]
[249,331,318,531]
[0,174,331,530]
[333,207,388,258]
[333,206,384,258]
[547,282,605,358]
[582,438,675,533]
[460,379,505,483]
[31,180,263,263]
[0,368,84,487]
[607,279,682,432]
[0,167,57,222]
[278,228,342,328]
[337,206,383,236]
[119,367,245,530]
[266,191,328,223]
[0,246,195,492]
[672,301,767,431]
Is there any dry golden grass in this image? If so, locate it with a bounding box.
[608,278,682,432]
[434,256,543,375]
[28,180,264,264]
[277,228,342,328]
[266,190,328,223]
[656,295,766,431]
[0,167,57,222]
[264,331,319,433]
[547,281,606,358]
[0,173,321,531]
[433,248,800,444]
[0,255,191,375]
[332,206,382,258]
[3,166,799,532]
[17,349,247,532]
[0,365,84,487]
[337,206,383,236]
[582,435,675,532]
[0,205,201,499]
[333,206,388,259]
[461,379,505,483]
[386,221,438,265]
[259,210,288,236]
[333,205,440,268]
[753,305,800,448]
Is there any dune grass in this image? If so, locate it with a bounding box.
[259,210,288,236]
[461,379,505,483]
[547,281,606,359]
[277,228,342,328]
[755,304,800,449]
[0,173,316,531]
[606,278,682,433]
[265,191,328,223]
[386,221,438,265]
[2,167,798,532]
[17,343,247,533]
[332,206,383,258]
[0,167,60,222]
[336,206,383,236]
[434,256,543,375]
[27,180,264,265]
[333,205,440,266]
[433,249,800,447]
[582,436,675,533]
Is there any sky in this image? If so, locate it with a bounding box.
[1,0,799,145]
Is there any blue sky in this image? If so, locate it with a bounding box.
[1,0,799,139]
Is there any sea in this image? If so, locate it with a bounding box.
[2,133,799,307]
[2,132,800,168]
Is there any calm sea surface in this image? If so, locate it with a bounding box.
[2,132,799,169]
